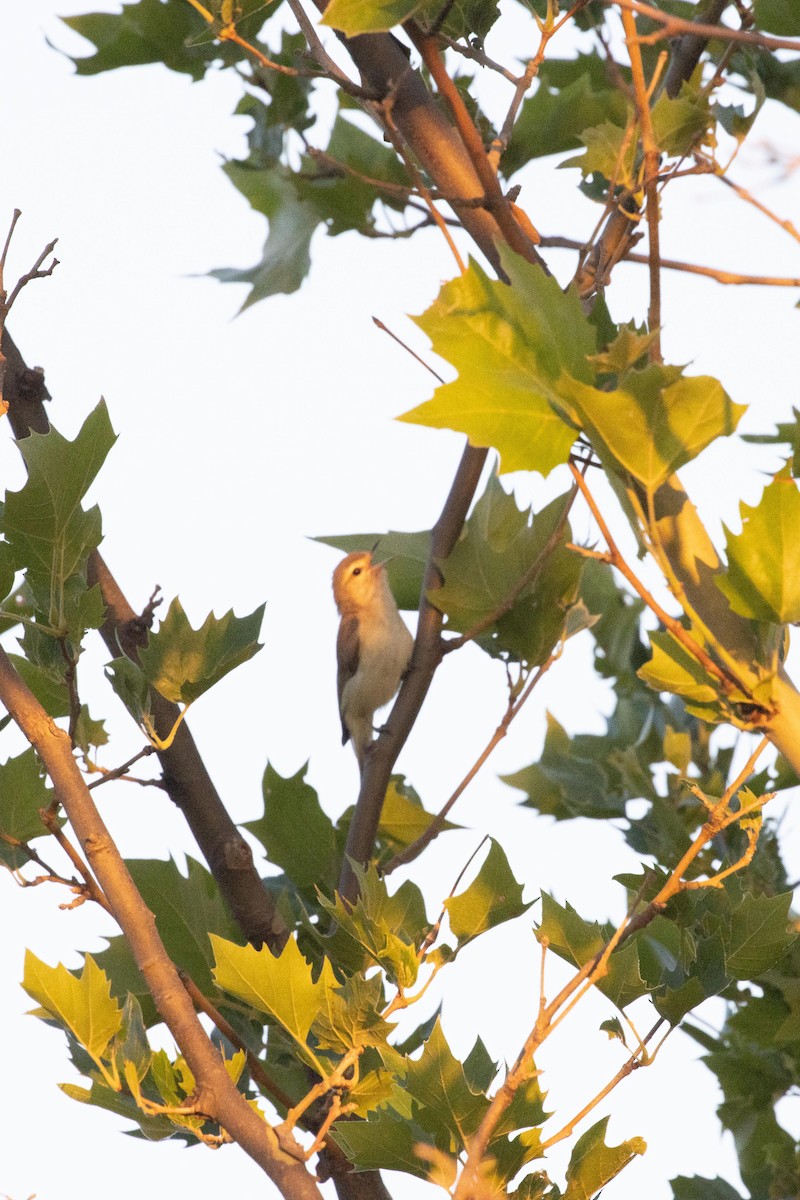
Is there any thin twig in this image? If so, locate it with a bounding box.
[86,744,157,789]
[38,810,114,916]
[611,0,800,52]
[543,233,800,286]
[438,34,519,82]
[621,4,662,360]
[372,317,445,383]
[384,650,560,872]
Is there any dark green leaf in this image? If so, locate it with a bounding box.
[331,1111,436,1177]
[0,748,55,870]
[245,762,338,892]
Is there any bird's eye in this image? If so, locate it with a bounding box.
[352,568,362,577]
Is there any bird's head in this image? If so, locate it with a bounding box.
[332,550,386,614]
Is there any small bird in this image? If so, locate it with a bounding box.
[332,550,414,769]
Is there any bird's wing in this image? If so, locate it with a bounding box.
[336,614,360,745]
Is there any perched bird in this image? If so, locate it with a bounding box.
[332,550,414,768]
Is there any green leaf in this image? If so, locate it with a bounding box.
[563,120,637,189]
[563,1116,646,1200]
[105,657,151,726]
[2,402,116,619]
[331,1111,436,1177]
[404,1018,489,1147]
[716,469,800,624]
[319,865,428,988]
[569,366,745,490]
[137,596,264,704]
[213,164,319,304]
[0,749,55,870]
[505,60,628,175]
[60,1080,176,1141]
[651,86,712,157]
[23,952,123,1065]
[307,116,410,231]
[725,892,795,980]
[211,934,337,1067]
[536,893,647,1009]
[670,1177,744,1200]
[400,249,593,476]
[63,0,278,80]
[376,776,460,852]
[503,713,622,820]
[431,478,583,665]
[444,839,530,949]
[322,0,422,35]
[245,762,338,892]
[113,994,152,1084]
[637,631,721,708]
[754,0,800,34]
[311,973,394,1053]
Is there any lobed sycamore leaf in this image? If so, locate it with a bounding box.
[331,1111,436,1178]
[503,712,622,820]
[2,402,116,621]
[319,864,428,987]
[63,0,278,79]
[536,893,647,1009]
[322,0,422,35]
[431,476,583,665]
[671,1177,745,1200]
[404,1018,489,1148]
[312,972,394,1054]
[245,762,338,892]
[137,596,264,705]
[105,657,151,726]
[400,249,592,476]
[211,934,337,1068]
[444,838,530,949]
[568,366,745,491]
[725,891,795,980]
[60,1080,176,1141]
[505,57,628,175]
[651,86,712,157]
[24,952,123,1066]
[214,165,319,305]
[563,1116,646,1199]
[0,748,56,871]
[562,120,637,188]
[716,469,800,624]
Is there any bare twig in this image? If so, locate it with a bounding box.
[543,233,800,286]
[384,650,560,873]
[372,317,445,383]
[621,5,662,359]
[610,0,800,52]
[86,744,157,789]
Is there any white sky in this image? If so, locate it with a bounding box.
[2,4,800,1200]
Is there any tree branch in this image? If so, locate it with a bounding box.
[1,328,288,953]
[0,646,323,1200]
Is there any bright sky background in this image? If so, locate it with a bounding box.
[2,4,800,1200]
